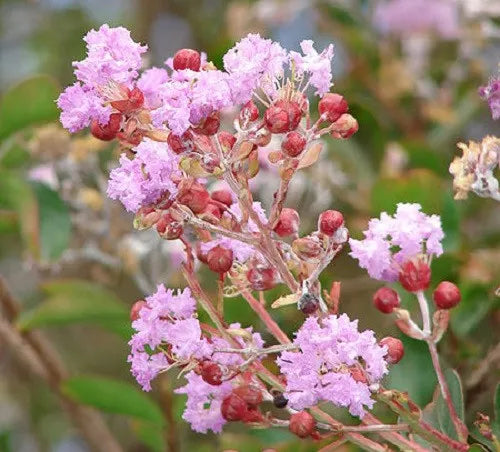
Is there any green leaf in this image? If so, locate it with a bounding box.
[468,444,489,451]
[493,383,500,439]
[31,182,71,261]
[61,376,165,426]
[132,421,166,452]
[17,279,131,338]
[371,169,443,215]
[0,75,60,139]
[440,193,461,252]
[387,336,437,406]
[436,369,464,440]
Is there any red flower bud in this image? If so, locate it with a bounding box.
[90,113,122,141]
[433,281,461,309]
[196,243,209,264]
[240,100,259,122]
[330,113,358,139]
[199,202,222,224]
[318,210,344,236]
[167,131,193,154]
[221,393,248,421]
[130,300,146,321]
[246,266,277,291]
[173,48,201,71]
[233,385,263,408]
[211,189,233,207]
[318,93,348,122]
[373,287,400,314]
[254,129,272,147]
[128,87,145,110]
[276,100,302,131]
[349,366,368,383]
[292,236,323,262]
[156,213,183,240]
[380,337,404,364]
[218,131,236,152]
[273,208,300,237]
[282,131,306,157]
[200,361,223,386]
[195,114,220,136]
[289,411,316,439]
[177,182,210,214]
[298,292,319,315]
[264,105,290,134]
[399,260,431,292]
[207,245,233,273]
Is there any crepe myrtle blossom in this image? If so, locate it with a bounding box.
[277,314,388,417]
[479,75,500,120]
[349,203,444,282]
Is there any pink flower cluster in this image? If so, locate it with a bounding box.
[349,203,444,281]
[277,314,388,417]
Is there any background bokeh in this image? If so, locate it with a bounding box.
[0,1,499,451]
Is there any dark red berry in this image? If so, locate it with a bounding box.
[433,281,461,309]
[318,210,344,236]
[289,411,316,439]
[90,113,122,141]
[282,131,306,157]
[373,287,400,314]
[318,93,349,122]
[173,48,201,71]
[399,260,431,292]
[273,392,288,408]
[380,337,404,364]
[207,245,233,273]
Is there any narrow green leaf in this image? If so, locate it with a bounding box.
[31,182,71,261]
[436,369,465,440]
[17,279,130,338]
[61,376,165,426]
[468,444,489,451]
[0,75,60,139]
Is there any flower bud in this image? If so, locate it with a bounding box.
[167,131,193,154]
[318,210,344,236]
[292,236,323,262]
[246,265,277,291]
[199,202,222,224]
[276,100,302,131]
[211,189,233,207]
[134,207,161,230]
[90,113,122,141]
[298,292,319,315]
[380,337,404,364]
[196,243,209,264]
[173,48,201,71]
[128,87,145,110]
[264,105,290,134]
[282,131,306,157]
[254,129,272,147]
[433,281,461,309]
[318,93,348,122]
[240,100,259,123]
[272,392,288,408]
[233,385,263,408]
[289,411,316,439]
[349,366,368,383]
[242,408,264,423]
[373,287,400,314]
[200,361,223,386]
[156,213,183,239]
[273,208,300,237]
[207,245,233,273]
[177,182,210,214]
[218,131,236,152]
[195,114,220,136]
[399,260,431,292]
[221,393,248,421]
[130,300,146,321]
[331,114,359,139]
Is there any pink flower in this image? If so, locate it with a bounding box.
[137,67,170,108]
[223,33,288,103]
[73,24,147,88]
[107,138,180,212]
[349,203,444,281]
[290,40,334,96]
[374,0,459,39]
[277,314,388,417]
[57,83,111,132]
[479,77,500,120]
[175,371,233,433]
